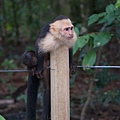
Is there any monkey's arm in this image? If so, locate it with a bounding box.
[69,48,76,74]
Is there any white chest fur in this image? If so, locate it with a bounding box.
[38,32,77,53]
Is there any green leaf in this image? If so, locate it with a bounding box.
[116,3,120,8]
[73,35,89,55]
[74,27,79,36]
[116,0,120,8]
[106,13,116,25]
[88,14,99,26]
[17,94,27,102]
[98,14,107,24]
[0,115,6,120]
[115,7,120,15]
[93,32,111,47]
[73,39,79,55]
[89,12,107,24]
[82,50,96,70]
[88,12,107,25]
[98,12,106,18]
[77,35,89,48]
[106,4,115,13]
[89,33,96,38]
[105,4,116,25]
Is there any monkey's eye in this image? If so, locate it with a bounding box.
[71,27,73,30]
[64,28,69,31]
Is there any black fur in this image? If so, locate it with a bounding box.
[39,23,50,39]
[22,50,37,68]
[26,75,40,120]
[54,15,68,22]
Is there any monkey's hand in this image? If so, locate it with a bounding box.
[27,67,36,76]
[35,69,44,79]
[70,64,77,75]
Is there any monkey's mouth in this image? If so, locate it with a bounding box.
[68,34,73,39]
[68,36,73,39]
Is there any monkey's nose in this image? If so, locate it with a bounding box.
[69,34,73,38]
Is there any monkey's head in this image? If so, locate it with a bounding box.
[38,15,77,53]
[50,16,77,48]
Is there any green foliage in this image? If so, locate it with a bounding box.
[88,14,100,26]
[74,3,120,69]
[82,50,96,70]
[0,0,54,41]
[88,4,120,26]
[17,94,27,103]
[73,35,89,55]
[93,32,111,47]
[73,3,120,107]
[1,59,17,69]
[74,31,111,68]
[116,0,120,8]
[0,115,6,120]
[74,27,80,36]
[98,90,120,105]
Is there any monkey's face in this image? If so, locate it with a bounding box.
[50,18,77,48]
[61,26,74,39]
[59,19,76,41]
[51,19,75,39]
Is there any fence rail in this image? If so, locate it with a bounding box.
[0,66,120,73]
[0,69,28,73]
[77,66,120,69]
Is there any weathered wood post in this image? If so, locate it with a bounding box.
[50,46,70,120]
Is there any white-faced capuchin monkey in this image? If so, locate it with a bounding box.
[22,15,77,120]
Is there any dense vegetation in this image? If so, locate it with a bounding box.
[0,0,120,120]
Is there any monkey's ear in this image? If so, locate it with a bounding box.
[50,24,56,32]
[50,23,60,34]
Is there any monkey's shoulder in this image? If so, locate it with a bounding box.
[39,23,51,39]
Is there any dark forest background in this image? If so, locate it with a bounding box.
[0,0,120,120]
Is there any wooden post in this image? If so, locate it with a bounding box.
[50,46,70,120]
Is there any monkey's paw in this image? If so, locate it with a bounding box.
[27,68,36,76]
[70,64,77,75]
[35,70,44,79]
